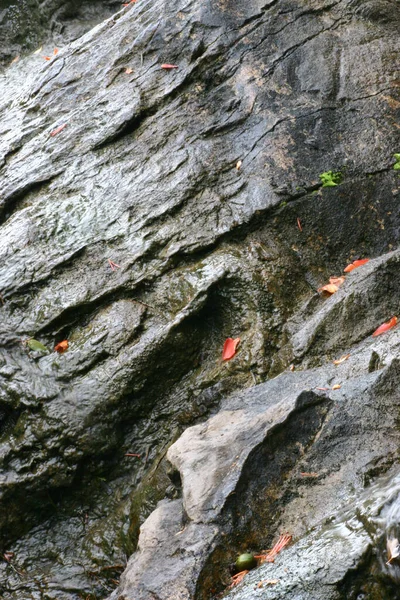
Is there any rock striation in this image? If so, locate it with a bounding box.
[0,0,399,598]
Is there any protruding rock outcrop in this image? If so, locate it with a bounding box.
[0,0,400,598]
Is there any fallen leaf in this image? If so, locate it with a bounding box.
[300,472,319,477]
[318,276,345,295]
[387,537,400,564]
[50,123,67,137]
[332,384,341,390]
[255,534,292,563]
[54,340,68,353]
[27,339,49,352]
[53,48,58,55]
[161,63,179,69]
[222,337,240,361]
[318,283,339,295]
[372,316,398,337]
[333,353,350,365]
[229,570,249,588]
[3,552,14,563]
[344,258,370,273]
[236,160,242,170]
[33,46,43,54]
[125,453,141,458]
[316,387,329,391]
[297,218,302,231]
[43,56,51,61]
[125,67,133,74]
[257,579,279,588]
[329,276,346,287]
[108,259,121,271]
[10,55,20,65]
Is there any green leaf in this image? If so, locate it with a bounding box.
[394,163,400,170]
[393,153,400,161]
[27,339,49,352]
[319,170,342,188]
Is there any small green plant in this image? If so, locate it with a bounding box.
[393,154,400,170]
[319,170,342,187]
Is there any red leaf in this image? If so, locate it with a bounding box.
[372,316,398,337]
[344,258,369,273]
[161,64,179,69]
[222,337,240,361]
[50,123,67,137]
[54,340,69,353]
[43,56,51,61]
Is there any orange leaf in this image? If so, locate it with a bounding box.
[54,340,68,353]
[344,258,369,273]
[332,384,341,390]
[257,579,279,588]
[333,353,350,365]
[222,337,240,361]
[43,56,51,61]
[372,316,398,337]
[53,48,58,55]
[50,123,67,137]
[317,283,338,295]
[329,276,345,287]
[161,63,179,69]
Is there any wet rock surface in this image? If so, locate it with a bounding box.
[0,0,399,598]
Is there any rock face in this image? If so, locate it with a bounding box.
[0,0,399,598]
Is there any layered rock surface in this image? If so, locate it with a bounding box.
[0,0,399,598]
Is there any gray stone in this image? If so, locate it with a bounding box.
[0,0,400,598]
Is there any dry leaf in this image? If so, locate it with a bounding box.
[316,387,329,391]
[10,56,20,65]
[43,56,51,61]
[3,552,14,563]
[329,276,345,286]
[332,384,341,390]
[236,160,242,170]
[54,340,68,353]
[229,570,249,588]
[53,48,58,55]
[50,123,67,137]
[318,283,339,295]
[161,63,179,69]
[125,67,133,74]
[108,259,121,271]
[372,316,398,337]
[257,579,279,588]
[387,537,400,564]
[33,46,43,54]
[300,472,318,477]
[318,276,345,295]
[333,353,350,365]
[344,258,370,273]
[255,534,292,563]
[222,338,240,361]
[297,218,302,231]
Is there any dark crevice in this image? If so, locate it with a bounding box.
[0,174,60,226]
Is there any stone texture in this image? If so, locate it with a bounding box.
[0,0,399,598]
